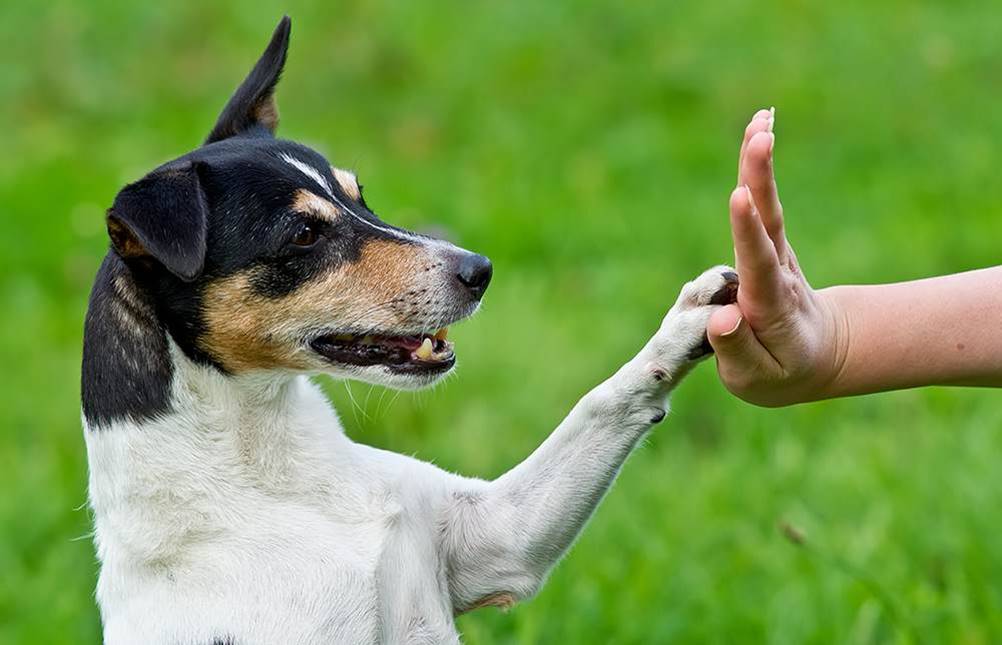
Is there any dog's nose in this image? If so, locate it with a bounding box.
[456,253,493,300]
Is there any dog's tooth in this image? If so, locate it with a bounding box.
[415,337,434,360]
[434,328,449,340]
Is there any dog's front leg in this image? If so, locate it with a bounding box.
[442,266,737,614]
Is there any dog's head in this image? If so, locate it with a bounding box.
[106,17,491,389]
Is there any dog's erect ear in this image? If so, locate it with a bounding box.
[205,16,291,144]
[107,161,209,282]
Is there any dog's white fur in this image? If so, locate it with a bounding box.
[85,266,733,644]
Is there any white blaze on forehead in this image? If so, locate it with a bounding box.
[331,167,361,201]
[279,153,429,245]
[280,153,334,196]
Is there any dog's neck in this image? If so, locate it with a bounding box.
[169,340,298,421]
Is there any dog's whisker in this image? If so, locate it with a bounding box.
[375,385,392,419]
[362,383,376,413]
[343,380,370,426]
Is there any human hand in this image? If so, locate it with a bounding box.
[706,109,849,406]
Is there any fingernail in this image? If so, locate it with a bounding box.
[721,315,743,337]
[767,106,776,133]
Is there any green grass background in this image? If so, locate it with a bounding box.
[1,1,1000,642]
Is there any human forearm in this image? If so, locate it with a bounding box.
[822,266,1002,397]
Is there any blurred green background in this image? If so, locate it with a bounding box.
[2,1,1000,643]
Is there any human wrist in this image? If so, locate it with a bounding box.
[811,285,856,401]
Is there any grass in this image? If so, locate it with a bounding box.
[1,0,1001,642]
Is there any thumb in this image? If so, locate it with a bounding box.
[707,304,773,370]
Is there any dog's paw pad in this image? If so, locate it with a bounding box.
[709,271,739,306]
[677,265,739,308]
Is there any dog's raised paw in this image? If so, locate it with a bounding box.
[687,267,737,359]
[676,266,739,309]
[652,266,738,364]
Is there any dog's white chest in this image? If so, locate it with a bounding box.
[95,468,458,644]
[87,375,459,644]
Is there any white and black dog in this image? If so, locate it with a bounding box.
[82,16,737,644]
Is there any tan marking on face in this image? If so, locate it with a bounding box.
[331,167,360,201]
[200,238,432,373]
[291,189,340,222]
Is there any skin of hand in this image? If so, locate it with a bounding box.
[708,109,1002,406]
[705,109,849,406]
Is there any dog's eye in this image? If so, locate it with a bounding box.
[290,223,319,248]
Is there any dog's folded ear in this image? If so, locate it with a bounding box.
[106,161,209,282]
[205,16,291,144]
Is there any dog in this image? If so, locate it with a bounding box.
[81,16,737,644]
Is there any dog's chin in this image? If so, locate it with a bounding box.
[314,360,455,391]
[360,364,455,390]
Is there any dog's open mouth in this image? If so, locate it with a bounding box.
[310,328,455,374]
